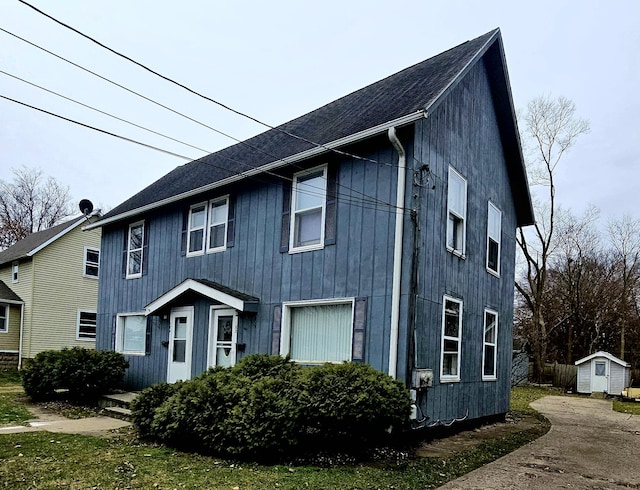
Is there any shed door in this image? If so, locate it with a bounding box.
[167,307,194,383]
[592,360,609,392]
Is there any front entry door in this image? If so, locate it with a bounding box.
[592,359,609,392]
[208,308,238,368]
[167,306,194,383]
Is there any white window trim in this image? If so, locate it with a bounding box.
[115,312,147,355]
[486,202,502,277]
[0,304,8,333]
[186,196,229,257]
[207,306,238,368]
[482,308,498,381]
[76,309,97,341]
[446,166,467,258]
[186,201,207,257]
[289,165,327,254]
[11,262,18,283]
[440,295,463,383]
[83,246,100,279]
[280,297,354,363]
[126,221,144,279]
[206,196,229,254]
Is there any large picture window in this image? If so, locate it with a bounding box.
[441,296,463,382]
[447,167,467,256]
[290,166,327,253]
[486,203,501,275]
[126,221,144,278]
[187,197,229,256]
[77,310,97,340]
[115,313,147,355]
[482,309,498,380]
[281,299,353,363]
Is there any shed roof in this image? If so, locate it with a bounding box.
[90,28,533,230]
[0,215,86,267]
[0,280,23,304]
[575,351,630,368]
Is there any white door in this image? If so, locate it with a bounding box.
[167,306,194,383]
[208,308,238,368]
[592,359,609,392]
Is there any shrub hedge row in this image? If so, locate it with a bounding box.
[21,347,129,401]
[131,355,411,460]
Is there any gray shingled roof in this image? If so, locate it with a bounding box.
[0,280,23,303]
[99,29,533,226]
[0,215,85,267]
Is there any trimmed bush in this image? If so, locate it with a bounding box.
[300,362,412,449]
[132,354,411,461]
[21,348,128,401]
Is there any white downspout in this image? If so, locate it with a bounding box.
[388,127,406,379]
[18,303,25,369]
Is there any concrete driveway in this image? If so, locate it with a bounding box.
[441,396,640,489]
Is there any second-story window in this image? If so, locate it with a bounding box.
[290,165,327,253]
[486,202,502,275]
[187,197,229,256]
[447,167,467,256]
[84,247,100,278]
[12,262,18,283]
[126,221,144,279]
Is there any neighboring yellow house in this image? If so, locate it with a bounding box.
[0,214,101,368]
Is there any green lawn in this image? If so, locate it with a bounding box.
[613,399,640,415]
[0,373,552,489]
[0,370,32,426]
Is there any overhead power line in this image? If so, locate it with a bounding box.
[0,27,406,212]
[1,94,407,214]
[18,0,388,167]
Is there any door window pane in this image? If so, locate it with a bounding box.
[595,361,606,376]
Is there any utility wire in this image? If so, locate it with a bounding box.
[0,27,405,211]
[0,94,196,161]
[18,0,394,167]
[1,93,405,214]
[0,69,211,155]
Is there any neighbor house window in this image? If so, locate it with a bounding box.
[482,309,498,380]
[77,310,97,340]
[115,313,147,355]
[12,262,18,283]
[441,296,463,382]
[486,203,501,275]
[84,247,100,278]
[281,299,353,363]
[0,304,7,333]
[126,221,144,278]
[447,167,467,256]
[290,165,327,253]
[187,197,229,256]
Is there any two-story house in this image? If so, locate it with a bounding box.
[88,29,533,425]
[0,214,102,368]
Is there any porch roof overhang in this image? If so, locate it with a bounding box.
[0,280,23,305]
[145,278,259,315]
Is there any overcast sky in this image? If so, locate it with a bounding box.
[1,0,638,223]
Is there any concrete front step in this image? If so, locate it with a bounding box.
[103,405,132,421]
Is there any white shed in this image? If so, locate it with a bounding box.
[575,351,630,396]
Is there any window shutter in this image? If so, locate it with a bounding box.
[324,164,338,246]
[226,195,236,248]
[112,315,117,350]
[280,181,292,253]
[142,221,149,276]
[145,317,152,355]
[352,297,367,362]
[271,305,282,355]
[121,229,128,279]
[180,209,188,256]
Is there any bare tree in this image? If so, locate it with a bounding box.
[607,215,640,360]
[0,166,74,249]
[515,95,590,381]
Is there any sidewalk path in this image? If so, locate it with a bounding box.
[440,396,640,489]
[0,405,130,436]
